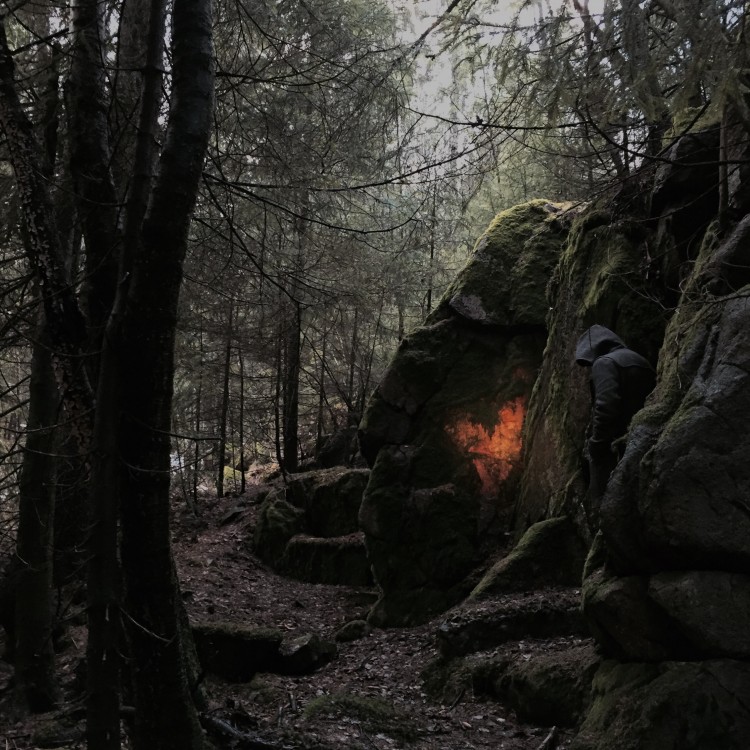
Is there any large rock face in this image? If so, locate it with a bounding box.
[596,285,750,578]
[571,659,750,750]
[359,200,569,625]
[575,128,750,748]
[354,123,750,746]
[516,209,667,532]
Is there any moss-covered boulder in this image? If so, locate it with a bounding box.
[358,200,569,625]
[583,550,750,662]
[599,287,750,575]
[435,589,588,658]
[253,490,306,565]
[283,533,372,587]
[581,557,686,662]
[423,636,599,728]
[490,640,600,727]
[285,467,370,538]
[571,660,750,750]
[252,468,371,585]
[303,691,419,743]
[572,128,750,748]
[437,199,570,327]
[470,516,588,599]
[192,623,284,682]
[724,96,750,216]
[650,126,720,294]
[360,444,484,626]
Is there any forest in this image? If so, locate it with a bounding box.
[0,0,748,749]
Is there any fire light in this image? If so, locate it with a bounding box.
[446,395,526,495]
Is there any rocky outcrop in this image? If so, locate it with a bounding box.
[425,637,599,729]
[284,533,372,586]
[253,468,371,585]
[285,467,370,538]
[650,125,721,297]
[424,589,598,730]
[574,128,750,748]
[358,200,570,626]
[571,659,750,750]
[724,92,750,216]
[470,516,588,599]
[435,589,588,658]
[192,622,337,682]
[490,641,600,728]
[515,209,667,533]
[352,120,749,746]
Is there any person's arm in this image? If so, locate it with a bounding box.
[589,356,621,456]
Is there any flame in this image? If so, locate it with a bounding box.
[446,396,526,495]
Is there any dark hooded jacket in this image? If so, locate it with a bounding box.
[575,325,655,453]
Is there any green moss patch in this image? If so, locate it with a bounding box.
[303,691,419,742]
[433,199,568,326]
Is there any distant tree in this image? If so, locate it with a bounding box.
[172,0,434,476]
[411,0,747,198]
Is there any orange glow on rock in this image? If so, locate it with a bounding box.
[447,396,526,495]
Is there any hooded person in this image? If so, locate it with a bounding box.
[574,324,655,529]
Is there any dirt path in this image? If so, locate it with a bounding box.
[174,494,573,750]
[0,491,573,749]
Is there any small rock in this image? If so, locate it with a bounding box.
[334,619,372,642]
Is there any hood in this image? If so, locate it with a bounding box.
[574,324,625,366]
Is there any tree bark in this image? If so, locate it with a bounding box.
[0,17,96,641]
[193,334,204,509]
[68,0,121,365]
[347,308,359,421]
[238,347,246,495]
[66,1,130,744]
[14,322,58,712]
[216,304,233,497]
[282,300,301,472]
[11,5,66,713]
[315,330,327,453]
[0,22,94,422]
[115,0,215,744]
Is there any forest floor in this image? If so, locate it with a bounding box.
[0,485,576,750]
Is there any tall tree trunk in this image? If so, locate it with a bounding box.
[0,16,102,743]
[238,347,246,495]
[347,308,358,421]
[359,291,386,419]
[426,186,436,314]
[0,23,94,418]
[216,304,233,497]
[282,300,301,473]
[316,330,327,454]
[66,1,129,743]
[193,338,203,510]
[86,323,123,750]
[274,319,284,476]
[719,103,730,232]
[116,0,214,744]
[281,197,308,473]
[68,0,121,373]
[15,321,58,712]
[11,4,66,712]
